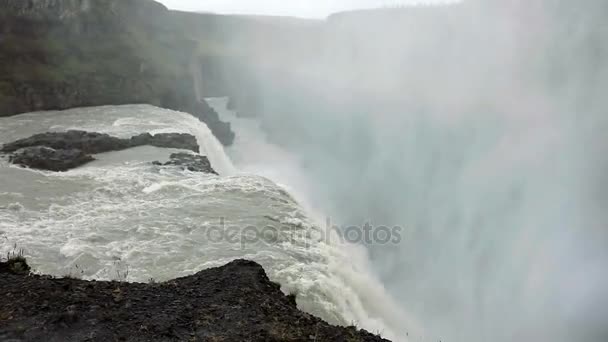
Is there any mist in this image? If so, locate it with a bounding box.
[159,0,451,18]
[207,0,608,341]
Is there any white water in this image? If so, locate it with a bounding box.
[0,103,416,341]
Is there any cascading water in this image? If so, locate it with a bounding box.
[215,89,607,342]
[0,104,419,341]
[206,2,608,341]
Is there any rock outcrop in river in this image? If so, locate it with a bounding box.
[1,130,204,172]
[8,146,95,172]
[153,152,218,175]
[0,258,388,342]
[1,131,200,154]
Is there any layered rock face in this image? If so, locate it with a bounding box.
[0,0,99,18]
[0,0,170,114]
[0,0,234,145]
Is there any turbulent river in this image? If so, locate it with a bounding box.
[1,96,606,342]
[0,99,411,341]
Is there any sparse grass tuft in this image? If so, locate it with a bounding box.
[286,288,299,307]
[1,244,31,275]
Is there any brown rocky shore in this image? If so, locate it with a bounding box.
[0,257,388,342]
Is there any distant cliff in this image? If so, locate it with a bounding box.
[0,0,234,145]
[0,0,328,141]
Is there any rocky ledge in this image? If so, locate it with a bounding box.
[0,258,388,342]
[8,146,95,172]
[153,152,218,175]
[1,130,199,154]
[1,130,202,172]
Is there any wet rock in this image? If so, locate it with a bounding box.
[153,152,218,175]
[1,130,199,155]
[1,131,128,154]
[1,130,201,171]
[129,133,199,153]
[9,146,94,172]
[0,258,389,341]
[179,100,235,146]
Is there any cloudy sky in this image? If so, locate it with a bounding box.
[158,0,447,18]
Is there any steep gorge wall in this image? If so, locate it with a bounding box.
[0,0,95,18]
[0,0,234,144]
[0,0,182,113]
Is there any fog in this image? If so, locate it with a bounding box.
[159,0,450,18]
[206,0,608,341]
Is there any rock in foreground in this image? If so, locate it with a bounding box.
[0,259,389,342]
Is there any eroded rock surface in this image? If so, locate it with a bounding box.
[1,130,199,154]
[0,258,389,342]
[1,130,202,171]
[9,146,94,172]
[153,152,218,175]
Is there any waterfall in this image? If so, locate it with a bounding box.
[191,58,204,102]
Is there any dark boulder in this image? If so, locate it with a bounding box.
[153,152,218,175]
[9,146,94,172]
